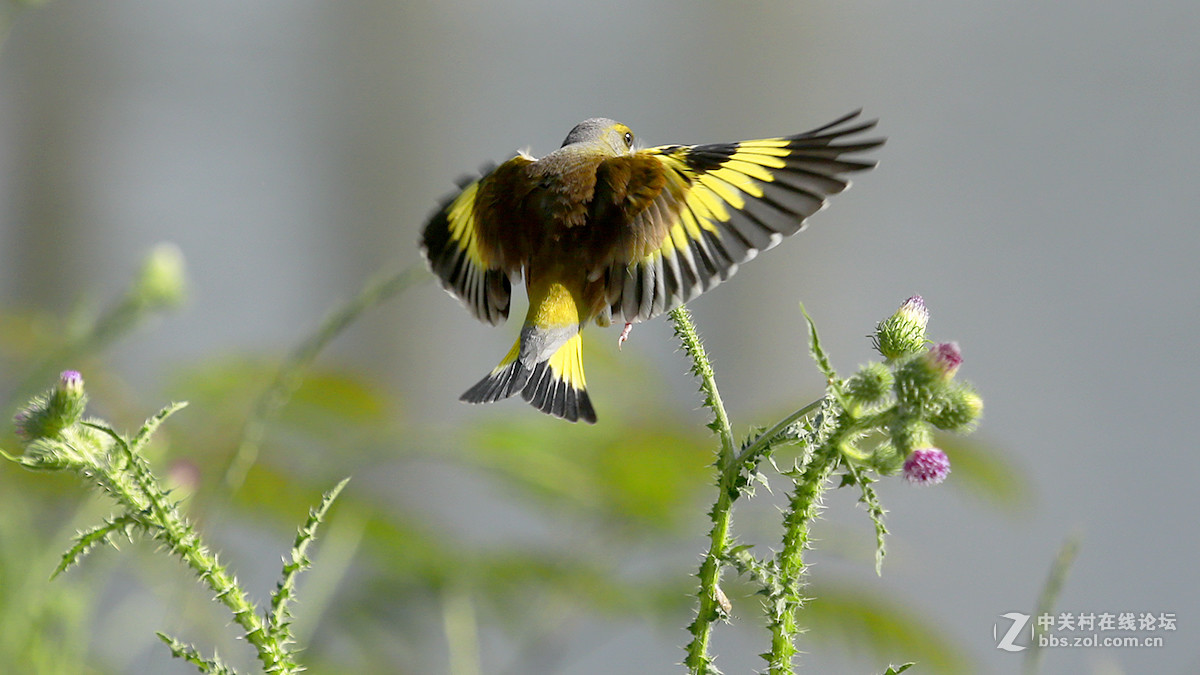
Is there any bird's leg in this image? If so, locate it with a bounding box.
[617,322,633,350]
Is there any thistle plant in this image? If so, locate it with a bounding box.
[678,295,982,675]
[1,243,986,673]
[3,370,348,675]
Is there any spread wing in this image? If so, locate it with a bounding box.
[602,110,884,324]
[420,156,533,325]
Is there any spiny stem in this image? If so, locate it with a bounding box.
[685,480,736,674]
[672,306,736,674]
[175,515,289,671]
[768,442,841,674]
[764,306,845,674]
[670,306,734,465]
[90,422,289,672]
[269,478,351,645]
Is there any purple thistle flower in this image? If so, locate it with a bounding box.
[903,447,951,485]
[897,295,929,330]
[58,370,84,395]
[926,342,962,379]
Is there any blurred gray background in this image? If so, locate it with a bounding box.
[2,1,1198,673]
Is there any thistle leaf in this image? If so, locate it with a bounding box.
[157,632,239,675]
[269,477,351,641]
[848,463,889,576]
[52,514,139,579]
[799,303,837,383]
[129,400,189,455]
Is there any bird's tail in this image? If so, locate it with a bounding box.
[460,330,596,423]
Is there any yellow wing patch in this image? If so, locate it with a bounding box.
[421,168,516,325]
[604,110,884,324]
[445,182,484,265]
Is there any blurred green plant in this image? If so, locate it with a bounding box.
[0,0,46,42]
[1025,535,1082,674]
[18,242,186,395]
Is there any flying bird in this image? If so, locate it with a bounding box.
[421,111,883,423]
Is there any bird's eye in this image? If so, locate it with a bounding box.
[623,131,633,147]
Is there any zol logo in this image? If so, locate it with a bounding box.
[994,612,1031,652]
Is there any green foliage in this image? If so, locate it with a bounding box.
[936,434,1030,510]
[156,633,237,675]
[464,416,711,530]
[223,265,425,492]
[52,514,137,579]
[803,584,971,673]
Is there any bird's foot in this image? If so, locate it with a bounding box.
[617,322,633,350]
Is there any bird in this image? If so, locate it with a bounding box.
[420,111,884,423]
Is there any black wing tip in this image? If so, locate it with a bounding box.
[813,108,876,132]
[520,362,598,424]
[461,361,530,404]
[794,109,885,152]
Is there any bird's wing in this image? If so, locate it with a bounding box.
[420,156,534,325]
[601,110,884,324]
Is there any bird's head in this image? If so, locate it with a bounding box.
[560,118,635,156]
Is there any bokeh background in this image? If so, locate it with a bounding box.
[2,1,1198,673]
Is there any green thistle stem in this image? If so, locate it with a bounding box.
[141,465,288,671]
[767,442,841,674]
[1025,535,1082,675]
[672,306,735,674]
[670,306,734,464]
[86,418,291,672]
[270,478,351,646]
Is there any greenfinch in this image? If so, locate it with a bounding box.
[421,111,883,423]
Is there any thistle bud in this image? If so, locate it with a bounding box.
[873,295,930,359]
[11,371,107,472]
[869,441,905,475]
[928,385,983,431]
[845,362,893,407]
[167,458,202,499]
[925,342,962,380]
[894,342,965,413]
[903,447,951,485]
[13,370,88,442]
[135,243,187,310]
[51,370,88,426]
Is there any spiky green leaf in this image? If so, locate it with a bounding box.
[269,477,350,642]
[129,400,189,455]
[157,631,239,675]
[52,513,139,579]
